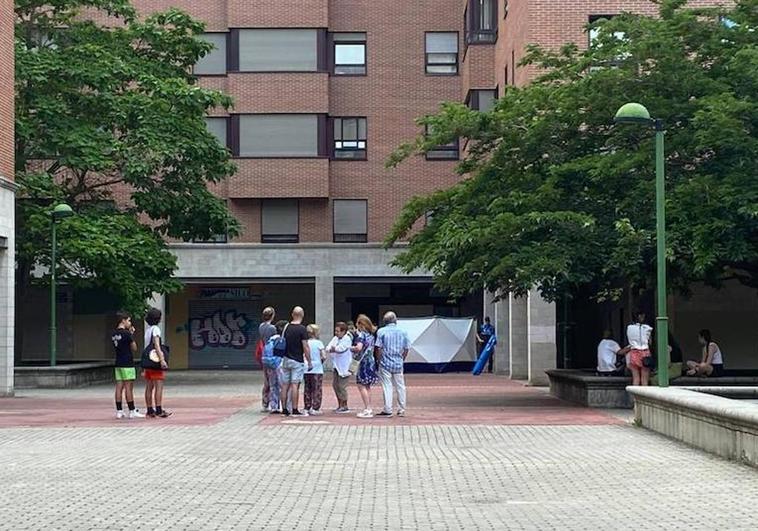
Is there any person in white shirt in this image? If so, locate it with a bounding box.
[626,310,653,386]
[686,329,725,377]
[596,330,627,375]
[327,322,353,413]
[303,324,326,415]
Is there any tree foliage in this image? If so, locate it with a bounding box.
[15,0,239,313]
[386,0,758,303]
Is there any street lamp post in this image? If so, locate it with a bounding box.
[50,203,74,367]
[614,102,668,387]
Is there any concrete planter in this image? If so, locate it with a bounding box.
[628,386,758,468]
[15,361,114,389]
[546,369,633,408]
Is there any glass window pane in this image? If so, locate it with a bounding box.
[335,44,365,65]
[342,118,358,140]
[334,118,342,140]
[426,32,458,53]
[428,53,457,64]
[477,90,496,112]
[204,117,227,146]
[239,29,317,72]
[480,0,494,30]
[194,33,227,75]
[239,115,318,157]
[334,200,367,234]
[357,118,366,140]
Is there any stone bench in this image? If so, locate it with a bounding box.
[629,386,758,467]
[14,361,114,390]
[546,369,758,409]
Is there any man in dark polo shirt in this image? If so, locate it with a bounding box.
[279,306,312,417]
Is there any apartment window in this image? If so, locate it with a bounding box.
[194,33,227,75]
[465,0,497,44]
[425,124,459,160]
[425,32,458,75]
[333,200,367,243]
[588,15,627,62]
[332,117,367,159]
[468,90,497,112]
[332,32,366,75]
[261,199,299,243]
[238,29,318,72]
[238,114,319,157]
[204,117,228,149]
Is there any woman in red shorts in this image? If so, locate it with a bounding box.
[626,310,653,386]
[143,307,171,418]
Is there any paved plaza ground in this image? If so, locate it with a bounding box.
[1,372,757,530]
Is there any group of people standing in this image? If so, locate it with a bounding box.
[597,310,725,385]
[258,306,411,418]
[110,307,171,419]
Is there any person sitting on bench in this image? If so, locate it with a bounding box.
[596,330,629,376]
[686,329,724,377]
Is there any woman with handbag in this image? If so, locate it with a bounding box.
[143,307,171,418]
[626,310,653,386]
[352,314,379,419]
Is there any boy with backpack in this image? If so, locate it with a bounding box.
[111,311,144,419]
[261,320,287,413]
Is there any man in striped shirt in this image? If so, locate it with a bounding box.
[375,311,410,417]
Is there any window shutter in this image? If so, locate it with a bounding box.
[262,200,299,236]
[239,29,318,71]
[334,200,367,235]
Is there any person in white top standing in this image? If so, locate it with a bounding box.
[686,329,725,377]
[626,310,653,386]
[303,324,326,415]
[596,330,628,375]
[143,307,171,418]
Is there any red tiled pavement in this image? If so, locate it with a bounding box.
[0,374,621,429]
[0,396,251,429]
[262,373,622,427]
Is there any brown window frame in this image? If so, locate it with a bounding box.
[333,199,368,243]
[330,117,367,160]
[424,124,460,161]
[261,199,300,244]
[330,32,367,76]
[424,32,459,76]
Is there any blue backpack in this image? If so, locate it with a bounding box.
[262,335,283,369]
[272,324,288,357]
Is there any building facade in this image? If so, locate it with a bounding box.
[1,0,16,395]
[17,0,730,380]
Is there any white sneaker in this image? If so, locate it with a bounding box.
[336,407,351,414]
[295,410,309,417]
[397,409,406,417]
[129,409,145,419]
[309,409,323,416]
[116,410,125,419]
[357,409,374,418]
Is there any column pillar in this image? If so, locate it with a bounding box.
[0,182,15,396]
[485,291,510,375]
[527,288,557,386]
[315,275,334,341]
[509,293,529,379]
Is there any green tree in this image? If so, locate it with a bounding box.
[386,0,758,303]
[15,0,239,315]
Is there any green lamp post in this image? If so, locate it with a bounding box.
[50,203,74,366]
[614,102,668,387]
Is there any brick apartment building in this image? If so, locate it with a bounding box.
[16,0,736,382]
[1,0,15,395]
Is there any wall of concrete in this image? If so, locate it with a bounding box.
[0,183,15,395]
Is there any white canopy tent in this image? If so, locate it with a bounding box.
[396,317,478,371]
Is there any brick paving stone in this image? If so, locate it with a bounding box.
[0,372,756,530]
